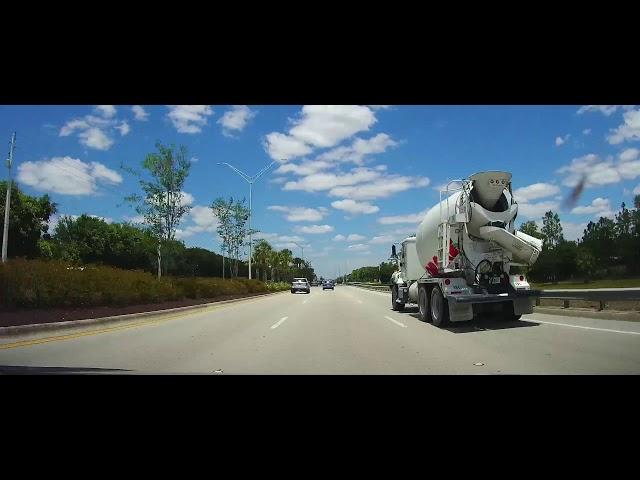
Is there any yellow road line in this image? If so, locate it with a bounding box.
[0,294,279,350]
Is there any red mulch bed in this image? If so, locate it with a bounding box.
[0,292,272,328]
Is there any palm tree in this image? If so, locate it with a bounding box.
[268,249,279,281]
[277,249,293,282]
[253,239,273,282]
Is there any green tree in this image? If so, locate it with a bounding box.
[0,181,57,259]
[614,202,637,273]
[576,246,597,281]
[125,142,192,279]
[541,211,564,249]
[211,197,251,278]
[277,249,293,282]
[267,249,279,281]
[519,220,543,239]
[580,217,616,266]
[379,261,396,283]
[253,239,274,281]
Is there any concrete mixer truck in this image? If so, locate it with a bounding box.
[389,171,543,327]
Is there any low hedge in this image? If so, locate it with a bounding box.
[0,259,281,309]
[265,281,291,292]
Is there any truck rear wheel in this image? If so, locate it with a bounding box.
[503,302,522,321]
[391,286,405,311]
[418,285,429,322]
[430,286,450,327]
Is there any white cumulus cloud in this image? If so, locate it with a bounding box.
[513,183,560,202]
[116,121,130,136]
[571,197,612,216]
[268,205,328,222]
[18,157,122,195]
[132,105,149,121]
[607,108,640,145]
[378,209,429,225]
[263,132,313,161]
[180,205,219,236]
[295,224,334,234]
[95,105,117,118]
[577,105,634,116]
[556,153,640,188]
[517,200,560,219]
[59,106,132,150]
[620,148,639,162]
[369,235,395,244]
[79,127,114,150]
[330,175,429,200]
[331,199,379,215]
[316,133,398,165]
[167,105,213,134]
[218,105,256,137]
[263,105,378,161]
[288,105,377,149]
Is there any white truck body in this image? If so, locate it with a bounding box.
[390,171,543,325]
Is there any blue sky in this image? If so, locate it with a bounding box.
[1,105,639,278]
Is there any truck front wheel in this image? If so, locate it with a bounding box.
[418,285,429,322]
[391,286,405,311]
[430,286,450,327]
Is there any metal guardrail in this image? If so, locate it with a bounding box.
[537,289,640,311]
[346,282,390,292]
[347,282,640,312]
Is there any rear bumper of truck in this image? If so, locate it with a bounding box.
[448,289,541,304]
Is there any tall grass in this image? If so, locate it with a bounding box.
[0,259,287,309]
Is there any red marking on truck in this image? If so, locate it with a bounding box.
[425,255,439,276]
[448,239,460,261]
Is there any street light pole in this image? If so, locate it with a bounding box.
[293,241,304,262]
[217,160,277,279]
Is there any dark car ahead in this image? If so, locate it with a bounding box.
[291,278,311,294]
[322,280,334,290]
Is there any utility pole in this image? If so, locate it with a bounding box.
[2,132,16,264]
[217,161,277,279]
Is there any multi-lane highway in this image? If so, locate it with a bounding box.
[1,285,639,374]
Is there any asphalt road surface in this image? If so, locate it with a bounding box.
[1,286,639,374]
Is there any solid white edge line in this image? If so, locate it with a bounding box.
[271,317,289,329]
[384,316,407,328]
[533,319,640,335]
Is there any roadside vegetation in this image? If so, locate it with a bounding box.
[0,143,313,311]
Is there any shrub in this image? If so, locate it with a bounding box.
[0,259,272,309]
